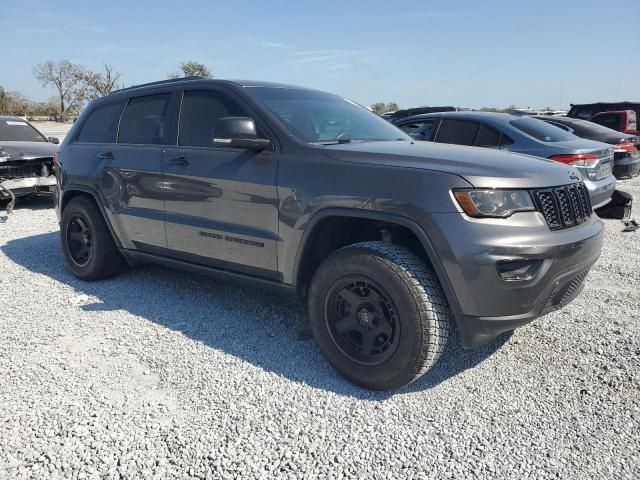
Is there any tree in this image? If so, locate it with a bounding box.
[33,60,88,120]
[168,60,212,79]
[4,91,30,116]
[0,87,8,114]
[371,102,400,115]
[85,64,123,99]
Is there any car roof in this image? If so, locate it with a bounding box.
[110,77,312,96]
[398,111,518,123]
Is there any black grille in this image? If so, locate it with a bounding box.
[532,183,592,230]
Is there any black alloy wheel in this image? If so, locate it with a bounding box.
[66,214,93,267]
[326,278,399,366]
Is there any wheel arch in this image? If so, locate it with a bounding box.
[291,208,463,322]
[60,186,123,249]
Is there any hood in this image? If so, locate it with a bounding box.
[322,140,583,189]
[0,141,58,162]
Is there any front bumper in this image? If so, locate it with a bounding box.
[425,211,604,347]
[0,175,57,197]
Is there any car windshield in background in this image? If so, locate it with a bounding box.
[510,117,575,142]
[0,119,46,142]
[246,87,410,144]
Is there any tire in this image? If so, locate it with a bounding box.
[60,196,124,281]
[308,241,450,390]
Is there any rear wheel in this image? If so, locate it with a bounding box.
[308,241,450,390]
[60,196,124,280]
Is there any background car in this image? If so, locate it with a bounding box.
[0,116,59,211]
[394,111,616,208]
[533,115,640,179]
[588,110,639,136]
[383,106,455,124]
[568,101,640,119]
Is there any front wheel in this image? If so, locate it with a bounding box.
[308,242,450,390]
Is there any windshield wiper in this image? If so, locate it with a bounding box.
[336,133,353,144]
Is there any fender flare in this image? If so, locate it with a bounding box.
[60,185,123,248]
[291,207,463,322]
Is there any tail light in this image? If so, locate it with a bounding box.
[614,143,635,153]
[53,152,60,168]
[549,153,599,167]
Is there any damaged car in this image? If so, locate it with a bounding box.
[0,116,58,212]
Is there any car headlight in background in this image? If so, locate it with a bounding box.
[453,189,535,218]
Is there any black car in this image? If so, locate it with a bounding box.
[533,115,640,179]
[54,77,603,390]
[383,106,455,124]
[0,116,59,211]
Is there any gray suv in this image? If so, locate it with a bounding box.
[54,78,603,390]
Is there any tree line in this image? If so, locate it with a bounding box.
[0,60,213,121]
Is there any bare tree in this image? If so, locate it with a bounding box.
[33,60,88,120]
[85,64,123,99]
[168,60,212,79]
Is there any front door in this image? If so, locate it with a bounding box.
[163,88,280,279]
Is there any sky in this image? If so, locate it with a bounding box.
[1,0,639,110]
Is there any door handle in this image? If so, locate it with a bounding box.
[97,152,115,160]
[167,156,191,166]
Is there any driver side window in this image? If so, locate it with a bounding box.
[179,90,257,148]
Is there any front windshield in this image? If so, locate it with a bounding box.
[246,86,410,144]
[0,119,46,142]
[510,117,575,143]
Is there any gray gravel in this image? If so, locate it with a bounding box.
[1,180,639,479]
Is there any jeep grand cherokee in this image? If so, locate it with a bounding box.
[54,78,603,390]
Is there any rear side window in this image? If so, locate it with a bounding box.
[399,120,436,140]
[510,117,575,142]
[475,124,501,147]
[591,114,621,131]
[179,90,248,147]
[118,94,170,145]
[76,102,124,143]
[434,119,480,146]
[575,108,592,119]
[544,121,572,132]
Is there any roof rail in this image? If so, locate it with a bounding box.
[110,76,207,95]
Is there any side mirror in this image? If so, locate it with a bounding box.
[213,117,271,152]
[48,136,60,144]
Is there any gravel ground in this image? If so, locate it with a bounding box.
[0,180,639,479]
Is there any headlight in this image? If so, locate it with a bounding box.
[453,189,535,218]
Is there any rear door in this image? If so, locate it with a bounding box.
[103,91,178,250]
[162,87,280,279]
